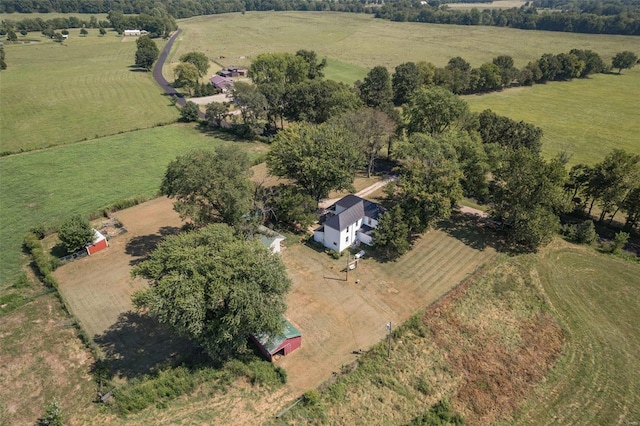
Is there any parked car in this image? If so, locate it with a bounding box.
[354,250,366,259]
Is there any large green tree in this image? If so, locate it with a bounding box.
[490,148,568,250]
[230,82,268,135]
[132,224,292,359]
[161,147,253,227]
[392,61,421,106]
[611,51,638,74]
[284,79,361,124]
[134,35,159,70]
[295,49,327,80]
[357,66,393,110]
[179,51,210,78]
[403,86,469,136]
[373,205,410,260]
[267,122,361,203]
[58,215,94,254]
[390,133,464,233]
[174,62,200,96]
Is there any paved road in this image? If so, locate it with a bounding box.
[152,29,205,119]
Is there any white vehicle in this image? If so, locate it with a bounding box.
[354,250,366,259]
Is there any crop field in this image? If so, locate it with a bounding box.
[177,12,640,73]
[276,241,640,425]
[0,28,177,153]
[465,68,640,165]
[0,124,267,288]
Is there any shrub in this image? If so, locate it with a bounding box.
[330,250,342,259]
[575,220,596,244]
[58,215,94,254]
[611,231,630,254]
[304,389,320,405]
[39,399,64,426]
[180,101,201,122]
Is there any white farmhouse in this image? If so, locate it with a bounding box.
[314,195,385,252]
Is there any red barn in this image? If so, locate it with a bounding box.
[251,318,302,361]
[86,229,108,255]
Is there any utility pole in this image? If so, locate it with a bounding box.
[346,251,350,281]
[386,321,392,360]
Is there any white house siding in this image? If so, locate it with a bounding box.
[324,226,342,251]
[364,216,379,228]
[313,229,325,244]
[357,232,373,246]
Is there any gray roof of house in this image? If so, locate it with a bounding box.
[325,201,364,231]
[325,195,385,231]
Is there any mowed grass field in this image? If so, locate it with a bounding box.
[0,28,178,153]
[0,12,109,21]
[276,242,639,425]
[177,12,640,71]
[0,124,267,288]
[465,68,640,165]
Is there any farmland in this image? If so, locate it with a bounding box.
[465,68,640,166]
[0,125,267,288]
[0,27,177,153]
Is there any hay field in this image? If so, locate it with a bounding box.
[0,124,267,288]
[177,12,640,72]
[465,68,640,165]
[0,28,177,153]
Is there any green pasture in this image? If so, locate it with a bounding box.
[177,12,640,74]
[0,124,267,288]
[0,28,178,153]
[512,247,640,425]
[465,68,640,166]
[323,57,369,85]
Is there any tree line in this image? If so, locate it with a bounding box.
[2,0,639,36]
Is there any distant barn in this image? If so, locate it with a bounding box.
[251,318,302,361]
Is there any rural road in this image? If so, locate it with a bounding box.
[318,176,397,209]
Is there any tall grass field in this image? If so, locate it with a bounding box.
[0,125,266,288]
[0,28,178,153]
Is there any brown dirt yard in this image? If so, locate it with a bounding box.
[53,195,497,404]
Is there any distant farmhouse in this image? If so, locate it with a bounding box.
[217,66,247,78]
[314,195,385,253]
[123,29,148,36]
[210,75,234,92]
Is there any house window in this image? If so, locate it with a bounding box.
[346,236,349,242]
[333,241,337,246]
[367,217,371,225]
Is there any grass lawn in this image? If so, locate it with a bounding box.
[0,124,267,288]
[0,12,109,21]
[177,12,640,75]
[276,241,640,425]
[0,28,178,153]
[513,245,640,424]
[465,68,640,166]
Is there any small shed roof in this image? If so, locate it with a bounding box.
[257,318,301,354]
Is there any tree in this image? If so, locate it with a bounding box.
[373,205,410,260]
[611,51,638,74]
[61,29,69,35]
[492,55,518,87]
[174,62,200,95]
[357,66,393,110]
[58,215,94,254]
[392,62,421,106]
[204,102,229,128]
[391,132,464,233]
[611,231,629,254]
[569,49,605,77]
[39,399,64,426]
[267,122,361,203]
[330,108,396,177]
[265,184,317,230]
[179,51,209,78]
[477,109,543,153]
[99,27,106,36]
[132,224,292,360]
[230,82,268,135]
[0,46,6,70]
[404,86,469,136]
[416,61,436,86]
[249,52,308,86]
[7,29,17,41]
[80,27,88,36]
[490,148,568,250]
[180,101,200,122]
[284,79,361,124]
[621,186,640,231]
[161,147,254,227]
[134,35,159,70]
[575,220,597,245]
[296,49,327,79]
[20,29,28,36]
